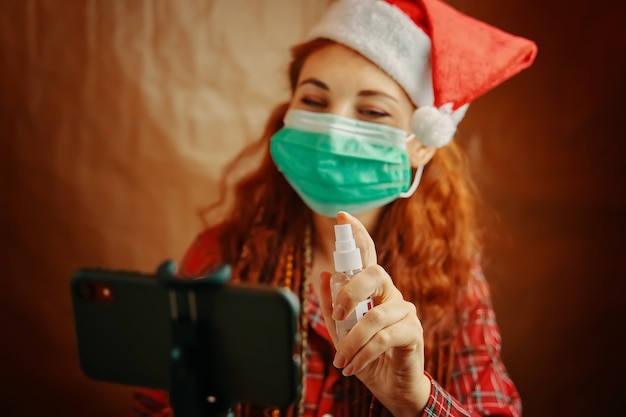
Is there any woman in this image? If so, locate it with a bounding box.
[132,0,537,416]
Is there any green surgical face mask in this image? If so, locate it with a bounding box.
[270,110,423,217]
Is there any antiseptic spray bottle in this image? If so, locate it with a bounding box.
[331,224,373,341]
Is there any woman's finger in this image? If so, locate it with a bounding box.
[340,314,422,376]
[319,270,339,346]
[332,265,401,320]
[339,302,421,375]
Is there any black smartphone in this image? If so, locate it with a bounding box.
[70,267,301,409]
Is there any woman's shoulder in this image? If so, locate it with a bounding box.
[177,225,225,278]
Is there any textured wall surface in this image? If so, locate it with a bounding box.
[0,0,624,416]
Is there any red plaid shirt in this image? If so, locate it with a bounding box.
[130,229,521,417]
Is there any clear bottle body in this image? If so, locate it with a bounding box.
[330,269,373,341]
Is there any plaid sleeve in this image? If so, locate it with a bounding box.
[369,372,470,417]
[422,373,470,417]
[447,263,522,417]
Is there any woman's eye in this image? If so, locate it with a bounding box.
[301,97,325,108]
[360,108,389,118]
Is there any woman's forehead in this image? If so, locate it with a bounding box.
[298,43,407,98]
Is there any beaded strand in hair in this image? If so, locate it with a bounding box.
[296,225,312,417]
[262,223,311,417]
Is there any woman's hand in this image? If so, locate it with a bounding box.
[319,211,431,417]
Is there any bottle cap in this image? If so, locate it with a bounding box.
[333,224,363,273]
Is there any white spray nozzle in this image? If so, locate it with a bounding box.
[333,224,363,273]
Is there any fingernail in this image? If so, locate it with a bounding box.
[332,304,345,320]
[342,363,354,376]
[333,352,346,368]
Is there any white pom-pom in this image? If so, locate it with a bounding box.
[410,105,457,148]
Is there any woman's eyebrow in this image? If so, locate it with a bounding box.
[298,78,399,103]
[298,78,329,90]
[359,90,399,103]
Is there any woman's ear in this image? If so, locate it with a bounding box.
[406,138,436,168]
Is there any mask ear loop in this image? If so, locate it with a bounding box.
[399,133,423,198]
[399,164,424,198]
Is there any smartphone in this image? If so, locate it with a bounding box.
[70,267,301,409]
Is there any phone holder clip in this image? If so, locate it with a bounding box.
[158,260,235,417]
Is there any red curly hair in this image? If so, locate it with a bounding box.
[200,38,485,415]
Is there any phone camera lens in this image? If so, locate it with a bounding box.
[98,285,113,301]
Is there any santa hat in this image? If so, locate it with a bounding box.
[306,0,538,147]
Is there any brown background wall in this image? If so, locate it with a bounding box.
[1,1,624,416]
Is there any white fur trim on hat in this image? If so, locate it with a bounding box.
[306,0,434,108]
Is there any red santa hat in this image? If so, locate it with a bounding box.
[306,0,538,147]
